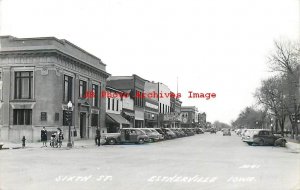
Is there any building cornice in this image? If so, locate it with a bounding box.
[0,50,110,79]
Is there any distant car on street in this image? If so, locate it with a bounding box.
[210,128,216,134]
[222,128,231,136]
[242,129,286,146]
[195,128,204,134]
[235,129,242,136]
[182,128,194,136]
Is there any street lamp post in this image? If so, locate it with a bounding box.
[255,121,259,129]
[67,101,73,148]
[270,118,273,132]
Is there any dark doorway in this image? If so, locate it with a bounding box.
[80,112,87,138]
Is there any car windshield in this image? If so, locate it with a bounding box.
[246,130,260,135]
[155,129,162,133]
[141,129,151,134]
[136,130,145,135]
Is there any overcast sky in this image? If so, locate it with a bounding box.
[0,0,299,124]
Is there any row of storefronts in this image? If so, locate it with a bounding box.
[0,36,206,142]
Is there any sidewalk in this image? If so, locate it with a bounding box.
[0,139,104,150]
[286,137,300,153]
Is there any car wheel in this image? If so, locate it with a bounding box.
[281,140,286,147]
[247,142,253,146]
[149,138,154,143]
[138,138,144,144]
[108,138,116,145]
[258,139,264,146]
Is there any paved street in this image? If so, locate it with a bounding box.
[0,132,299,190]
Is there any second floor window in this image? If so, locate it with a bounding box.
[15,71,33,99]
[107,98,111,110]
[91,114,98,127]
[64,75,73,102]
[116,100,119,111]
[92,84,99,107]
[79,80,87,98]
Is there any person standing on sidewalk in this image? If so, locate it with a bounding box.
[57,128,64,148]
[95,128,101,146]
[41,127,48,147]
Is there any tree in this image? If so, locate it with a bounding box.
[268,40,300,138]
[254,76,288,136]
[232,107,268,129]
[213,120,231,131]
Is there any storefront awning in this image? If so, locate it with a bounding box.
[106,113,131,125]
[122,111,134,117]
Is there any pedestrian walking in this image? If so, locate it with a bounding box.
[41,127,48,147]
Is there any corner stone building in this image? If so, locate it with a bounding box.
[0,36,110,142]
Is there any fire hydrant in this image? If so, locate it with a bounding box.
[22,136,26,148]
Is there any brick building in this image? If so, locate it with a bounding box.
[107,75,146,128]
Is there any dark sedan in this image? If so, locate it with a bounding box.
[243,129,286,146]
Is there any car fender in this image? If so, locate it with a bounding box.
[274,138,286,147]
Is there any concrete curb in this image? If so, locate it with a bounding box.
[286,142,300,153]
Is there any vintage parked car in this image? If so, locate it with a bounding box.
[161,128,177,139]
[182,128,194,136]
[243,129,286,146]
[101,128,149,145]
[210,128,216,134]
[169,128,181,137]
[141,128,161,142]
[176,128,188,137]
[148,128,164,140]
[195,128,204,134]
[240,129,248,137]
[154,128,169,139]
[222,128,231,136]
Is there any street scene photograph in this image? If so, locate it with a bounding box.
[0,0,299,190]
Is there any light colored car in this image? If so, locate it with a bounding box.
[242,129,257,141]
[222,128,231,136]
[241,129,249,139]
[148,128,164,140]
[141,128,160,142]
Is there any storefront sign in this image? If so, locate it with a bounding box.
[145,102,158,110]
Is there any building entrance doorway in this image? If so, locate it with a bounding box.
[80,112,87,138]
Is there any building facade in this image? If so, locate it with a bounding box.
[157,83,171,127]
[107,75,146,128]
[144,81,159,128]
[180,106,198,128]
[198,112,207,128]
[0,36,109,142]
[105,86,130,133]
